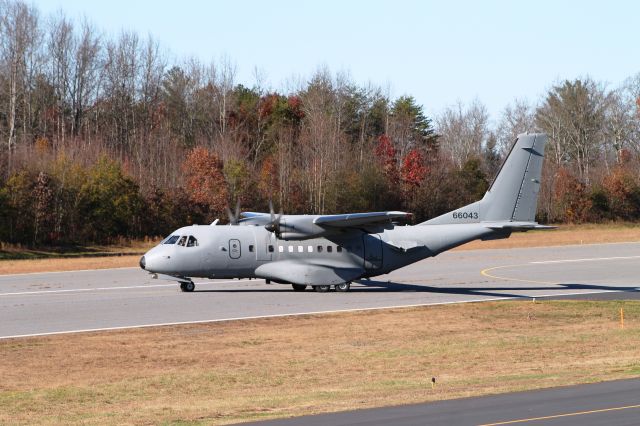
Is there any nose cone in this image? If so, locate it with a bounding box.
[139,256,146,270]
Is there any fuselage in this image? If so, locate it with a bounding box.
[141,222,500,285]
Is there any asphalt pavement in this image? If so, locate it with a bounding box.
[0,242,639,338]
[246,378,640,426]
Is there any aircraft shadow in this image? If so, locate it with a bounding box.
[194,281,639,298]
[351,280,640,299]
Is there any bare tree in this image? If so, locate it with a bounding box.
[0,0,41,174]
[71,19,101,138]
[436,99,489,168]
[496,98,536,156]
[536,78,611,183]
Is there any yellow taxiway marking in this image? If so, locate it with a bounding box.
[481,255,640,286]
[478,403,640,425]
[480,264,558,285]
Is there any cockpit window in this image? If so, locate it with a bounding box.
[177,236,187,246]
[187,236,198,247]
[163,235,179,245]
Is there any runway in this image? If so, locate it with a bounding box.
[1,242,639,339]
[248,378,640,426]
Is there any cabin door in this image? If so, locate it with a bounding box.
[363,234,383,270]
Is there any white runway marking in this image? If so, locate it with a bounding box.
[0,279,265,296]
[531,255,640,265]
[0,289,621,340]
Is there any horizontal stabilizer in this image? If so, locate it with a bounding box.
[483,222,557,232]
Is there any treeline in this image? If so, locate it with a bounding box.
[1,0,640,246]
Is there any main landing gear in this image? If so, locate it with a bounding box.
[292,282,351,292]
[180,281,195,292]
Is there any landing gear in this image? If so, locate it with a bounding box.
[314,285,330,293]
[335,282,351,292]
[180,281,195,292]
[292,284,307,292]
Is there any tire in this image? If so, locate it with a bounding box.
[314,285,330,293]
[292,284,307,292]
[181,281,195,292]
[335,282,351,292]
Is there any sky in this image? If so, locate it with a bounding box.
[31,0,640,122]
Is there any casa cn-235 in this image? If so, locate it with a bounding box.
[140,133,552,293]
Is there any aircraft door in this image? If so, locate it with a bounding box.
[252,228,273,261]
[229,239,241,259]
[363,234,383,269]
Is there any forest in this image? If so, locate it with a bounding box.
[1,0,640,246]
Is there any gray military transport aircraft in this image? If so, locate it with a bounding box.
[140,133,551,293]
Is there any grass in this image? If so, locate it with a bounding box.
[0,239,156,260]
[1,300,639,425]
[2,223,639,275]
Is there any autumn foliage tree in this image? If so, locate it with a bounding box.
[182,147,229,221]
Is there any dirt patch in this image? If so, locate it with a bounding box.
[1,300,638,424]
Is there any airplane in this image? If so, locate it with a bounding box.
[140,133,552,293]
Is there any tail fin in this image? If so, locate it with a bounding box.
[422,133,547,225]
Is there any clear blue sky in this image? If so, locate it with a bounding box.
[32,0,640,121]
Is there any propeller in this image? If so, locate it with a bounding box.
[225,199,241,225]
[264,199,283,237]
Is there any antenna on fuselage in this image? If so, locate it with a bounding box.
[211,219,219,226]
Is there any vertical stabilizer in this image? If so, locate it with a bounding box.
[422,133,547,225]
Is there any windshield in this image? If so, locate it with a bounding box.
[163,235,180,245]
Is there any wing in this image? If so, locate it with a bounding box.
[313,211,410,228]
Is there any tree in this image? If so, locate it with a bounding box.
[77,157,142,241]
[437,99,489,169]
[182,147,228,220]
[389,95,437,160]
[496,99,536,156]
[0,0,42,175]
[536,78,611,184]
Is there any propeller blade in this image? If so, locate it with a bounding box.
[225,206,235,224]
[269,199,275,223]
[265,198,283,237]
[234,199,241,223]
[226,198,242,225]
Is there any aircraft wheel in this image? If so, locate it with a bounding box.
[180,281,195,292]
[292,284,307,292]
[314,285,330,293]
[335,282,351,292]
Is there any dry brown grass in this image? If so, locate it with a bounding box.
[1,224,639,275]
[455,223,640,250]
[1,300,639,425]
[0,255,140,275]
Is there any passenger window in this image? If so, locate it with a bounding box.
[307,246,313,253]
[327,246,333,253]
[249,245,254,252]
[187,236,198,247]
[278,246,284,253]
[317,245,323,253]
[177,236,187,246]
[297,246,303,253]
[337,246,343,253]
[163,235,179,245]
[288,246,293,253]
[268,245,274,252]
